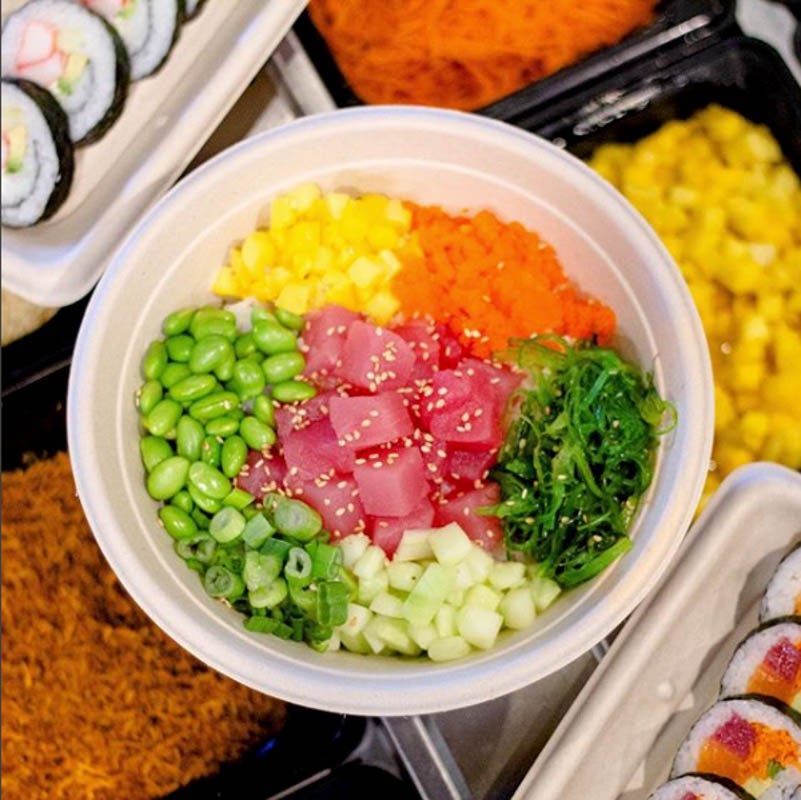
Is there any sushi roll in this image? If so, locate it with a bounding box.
[182,0,207,21]
[2,78,74,228]
[1,0,130,145]
[671,697,801,798]
[721,620,801,712]
[81,0,182,81]
[649,774,755,800]
[762,545,801,624]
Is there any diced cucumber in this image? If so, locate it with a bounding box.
[337,602,372,636]
[356,571,389,605]
[402,563,453,626]
[326,632,341,652]
[339,533,371,570]
[369,591,406,619]
[408,622,437,650]
[434,604,457,638]
[464,584,501,612]
[366,616,420,656]
[429,523,472,566]
[428,636,471,662]
[446,588,465,607]
[387,561,423,592]
[353,545,388,579]
[339,629,371,654]
[499,586,537,630]
[456,606,503,650]
[362,620,389,654]
[488,561,526,591]
[394,529,434,562]
[453,560,478,590]
[464,546,494,584]
[529,575,562,612]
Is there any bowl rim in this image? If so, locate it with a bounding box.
[67,105,714,715]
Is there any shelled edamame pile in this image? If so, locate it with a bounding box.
[136,184,674,662]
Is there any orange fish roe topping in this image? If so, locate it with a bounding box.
[393,204,616,358]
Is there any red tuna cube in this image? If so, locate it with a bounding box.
[435,483,504,552]
[282,417,355,481]
[329,392,414,451]
[370,498,436,558]
[235,449,288,502]
[297,474,366,539]
[353,446,428,517]
[301,305,361,377]
[338,320,415,392]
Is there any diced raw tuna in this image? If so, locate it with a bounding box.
[235,449,287,502]
[329,393,414,451]
[447,448,498,484]
[763,638,801,682]
[434,323,465,368]
[370,498,436,558]
[421,369,503,449]
[712,713,756,758]
[417,437,449,486]
[394,319,441,382]
[435,483,504,552]
[274,390,338,439]
[338,320,415,392]
[353,446,428,516]
[298,475,366,539]
[302,306,361,377]
[458,358,522,417]
[282,417,355,481]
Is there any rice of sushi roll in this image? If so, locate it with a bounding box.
[649,774,755,800]
[721,620,801,712]
[81,0,182,81]
[1,0,130,144]
[762,545,801,624]
[2,78,74,228]
[672,697,801,798]
[182,0,207,21]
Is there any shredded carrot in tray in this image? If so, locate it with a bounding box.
[308,0,658,110]
[393,204,616,357]
[1,453,285,800]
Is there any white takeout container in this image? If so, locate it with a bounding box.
[67,107,713,715]
[514,462,801,800]
[1,0,306,306]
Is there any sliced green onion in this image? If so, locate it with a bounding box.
[244,616,279,634]
[203,565,245,599]
[242,513,275,549]
[175,533,217,564]
[248,579,288,609]
[273,498,322,542]
[285,547,313,585]
[316,581,349,626]
[209,507,246,543]
[222,487,255,510]
[310,542,343,581]
[243,550,283,591]
[261,537,292,562]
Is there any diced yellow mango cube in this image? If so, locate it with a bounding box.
[363,291,400,325]
[241,231,275,271]
[276,283,311,315]
[211,266,240,297]
[348,255,384,289]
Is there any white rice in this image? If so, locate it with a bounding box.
[2,80,62,227]
[721,620,801,708]
[762,546,801,624]
[649,774,748,799]
[1,0,122,142]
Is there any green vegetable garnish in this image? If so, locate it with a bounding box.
[486,335,676,588]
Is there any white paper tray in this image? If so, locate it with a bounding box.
[513,462,801,800]
[1,0,306,307]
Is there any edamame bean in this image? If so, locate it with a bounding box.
[192,317,237,341]
[145,398,183,437]
[206,416,239,438]
[251,307,277,326]
[234,333,259,359]
[231,359,266,400]
[252,394,275,427]
[189,461,231,499]
[188,483,222,514]
[188,391,240,422]
[192,507,211,530]
[162,308,195,337]
[170,490,194,514]
[165,334,195,363]
[221,435,247,478]
[159,505,198,540]
[189,335,233,374]
[271,380,317,404]
[200,436,222,467]
[275,307,305,331]
[252,320,298,355]
[146,456,190,500]
[169,374,217,403]
[240,416,276,450]
[160,363,192,389]
[214,352,236,382]
[262,352,306,385]
[190,307,236,340]
[142,340,168,380]
[140,435,173,472]
[138,380,163,416]
[176,416,205,461]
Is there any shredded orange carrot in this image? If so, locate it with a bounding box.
[394,203,616,358]
[308,0,658,110]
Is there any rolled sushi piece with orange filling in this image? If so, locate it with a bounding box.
[721,620,801,713]
[671,698,801,798]
[649,774,755,800]
[762,545,801,624]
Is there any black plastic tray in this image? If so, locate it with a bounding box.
[292,0,735,114]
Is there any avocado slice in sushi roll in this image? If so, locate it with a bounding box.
[2,78,74,228]
[671,697,801,798]
[1,0,130,145]
[721,619,801,713]
[82,0,183,81]
[649,774,756,800]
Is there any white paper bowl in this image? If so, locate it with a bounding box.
[67,107,713,716]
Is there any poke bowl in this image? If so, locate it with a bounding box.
[67,107,713,715]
